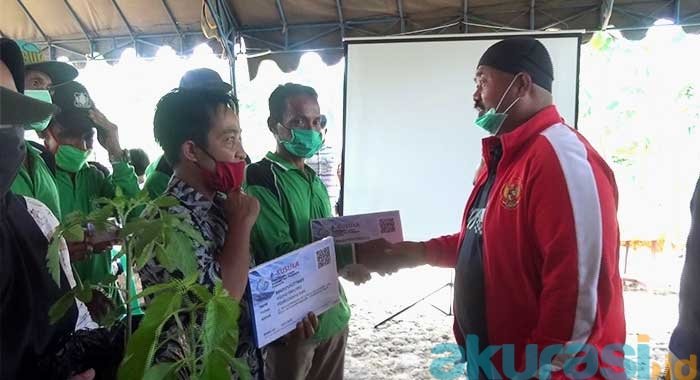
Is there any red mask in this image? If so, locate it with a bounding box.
[199,152,246,193]
[202,160,246,193]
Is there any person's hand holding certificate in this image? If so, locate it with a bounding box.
[248,237,340,348]
[311,211,404,284]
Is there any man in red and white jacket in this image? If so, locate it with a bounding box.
[357,38,626,379]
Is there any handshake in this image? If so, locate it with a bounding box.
[339,239,426,285]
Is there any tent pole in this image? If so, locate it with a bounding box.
[397,0,406,33]
[336,0,345,38]
[463,0,468,33]
[601,0,615,30]
[206,0,239,97]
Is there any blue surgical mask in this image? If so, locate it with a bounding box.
[24,90,53,131]
[474,75,521,135]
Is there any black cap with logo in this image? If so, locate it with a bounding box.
[0,38,58,124]
[51,81,97,133]
[179,68,232,93]
[19,40,79,85]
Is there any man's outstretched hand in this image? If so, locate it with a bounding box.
[385,241,427,262]
[340,264,372,285]
[355,239,427,275]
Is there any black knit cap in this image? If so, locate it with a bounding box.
[478,37,554,92]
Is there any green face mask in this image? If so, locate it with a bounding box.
[279,125,324,158]
[24,90,53,131]
[56,145,92,173]
[475,109,509,135]
[474,74,521,135]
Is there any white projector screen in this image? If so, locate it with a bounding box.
[342,33,581,241]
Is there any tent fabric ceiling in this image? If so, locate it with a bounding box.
[2,0,699,78]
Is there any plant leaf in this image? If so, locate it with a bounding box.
[129,280,179,304]
[62,211,85,227]
[115,186,124,199]
[189,284,212,304]
[201,283,242,379]
[63,224,85,242]
[134,241,157,270]
[120,219,155,239]
[182,272,200,287]
[100,304,126,329]
[175,220,205,245]
[76,286,94,303]
[88,203,115,224]
[72,263,84,289]
[118,289,183,380]
[93,197,114,207]
[152,196,180,209]
[46,236,62,285]
[135,189,150,203]
[154,244,175,273]
[102,273,119,284]
[230,357,252,380]
[164,230,198,277]
[200,352,232,380]
[49,290,77,324]
[159,213,179,228]
[143,362,178,380]
[133,220,165,255]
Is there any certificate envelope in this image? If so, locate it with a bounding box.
[310,210,404,244]
[248,237,340,348]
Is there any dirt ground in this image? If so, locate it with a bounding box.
[343,249,683,380]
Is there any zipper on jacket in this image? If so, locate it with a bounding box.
[481,142,503,237]
[487,142,502,177]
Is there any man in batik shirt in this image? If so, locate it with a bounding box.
[140,88,318,379]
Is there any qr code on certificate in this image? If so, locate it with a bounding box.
[379,218,396,234]
[316,247,331,269]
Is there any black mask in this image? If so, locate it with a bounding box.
[0,126,26,197]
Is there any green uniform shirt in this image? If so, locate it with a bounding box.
[55,160,140,288]
[144,155,172,199]
[245,152,351,342]
[11,144,62,219]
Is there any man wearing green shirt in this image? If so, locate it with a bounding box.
[246,83,350,380]
[11,142,62,218]
[143,155,172,199]
[41,80,140,319]
[10,42,80,219]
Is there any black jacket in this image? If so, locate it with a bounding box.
[669,175,700,360]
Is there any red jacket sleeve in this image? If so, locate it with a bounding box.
[523,131,621,374]
[424,233,460,268]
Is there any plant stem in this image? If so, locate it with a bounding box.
[125,240,133,349]
[190,302,199,375]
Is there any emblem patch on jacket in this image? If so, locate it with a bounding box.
[501,180,522,209]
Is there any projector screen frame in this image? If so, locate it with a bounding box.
[339,31,583,217]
